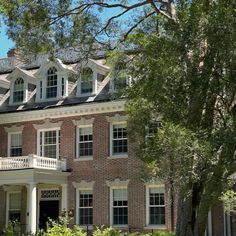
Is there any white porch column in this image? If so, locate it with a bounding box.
[27,183,37,234]
[61,184,68,214]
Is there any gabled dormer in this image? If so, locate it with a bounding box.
[75,59,109,97]
[6,67,36,105]
[35,59,76,102]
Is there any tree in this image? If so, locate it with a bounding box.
[2,1,236,236]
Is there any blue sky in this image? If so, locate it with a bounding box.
[0,23,14,58]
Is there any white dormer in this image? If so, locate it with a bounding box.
[35,58,76,102]
[76,59,109,97]
[6,67,36,105]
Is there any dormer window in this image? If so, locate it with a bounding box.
[13,78,24,103]
[81,68,93,94]
[46,67,58,99]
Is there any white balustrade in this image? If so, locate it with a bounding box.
[0,155,66,171]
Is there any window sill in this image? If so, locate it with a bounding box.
[144,225,167,230]
[77,225,94,230]
[74,157,93,161]
[107,155,128,159]
[112,225,128,229]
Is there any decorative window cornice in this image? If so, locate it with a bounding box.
[4,125,24,133]
[144,178,164,187]
[73,180,95,189]
[33,119,63,130]
[106,114,128,123]
[106,178,130,188]
[72,117,94,126]
[3,185,23,191]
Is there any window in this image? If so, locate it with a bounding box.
[78,190,93,225]
[39,130,60,159]
[81,68,93,94]
[147,187,165,226]
[77,126,93,158]
[40,81,43,99]
[61,77,65,97]
[8,192,21,222]
[111,123,127,156]
[112,188,128,226]
[46,67,57,99]
[145,122,161,143]
[9,133,22,157]
[13,78,24,103]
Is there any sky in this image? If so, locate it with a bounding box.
[0,0,140,59]
[0,23,14,58]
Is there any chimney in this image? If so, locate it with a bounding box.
[7,48,23,67]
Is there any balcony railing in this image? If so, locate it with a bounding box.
[0,154,67,171]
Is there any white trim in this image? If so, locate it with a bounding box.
[7,131,22,157]
[6,190,22,228]
[37,128,60,159]
[75,125,93,160]
[73,181,94,226]
[145,185,166,229]
[224,210,231,236]
[109,122,128,158]
[109,187,128,227]
[0,100,125,124]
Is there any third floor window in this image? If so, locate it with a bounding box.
[46,67,58,99]
[13,78,24,103]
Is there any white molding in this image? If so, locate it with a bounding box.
[3,185,23,192]
[4,125,24,133]
[72,117,94,126]
[106,179,130,188]
[0,100,126,124]
[73,180,95,189]
[106,114,128,123]
[33,119,63,130]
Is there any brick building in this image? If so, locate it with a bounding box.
[0,52,233,235]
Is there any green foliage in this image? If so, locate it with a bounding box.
[44,218,86,236]
[221,190,236,214]
[93,227,121,236]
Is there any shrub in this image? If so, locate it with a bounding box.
[93,227,121,236]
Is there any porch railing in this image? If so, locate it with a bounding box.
[0,154,67,171]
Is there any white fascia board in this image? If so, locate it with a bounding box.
[0,100,126,124]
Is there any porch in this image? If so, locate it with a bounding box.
[0,157,70,234]
[0,154,67,171]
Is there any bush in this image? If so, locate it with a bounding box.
[43,217,86,236]
[93,227,121,236]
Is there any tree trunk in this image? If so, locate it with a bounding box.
[176,196,194,236]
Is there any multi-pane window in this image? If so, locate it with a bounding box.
[39,130,60,159]
[9,133,22,157]
[46,67,58,98]
[78,127,93,158]
[148,187,165,225]
[13,78,24,103]
[145,122,161,143]
[112,188,128,225]
[8,192,21,222]
[112,123,127,155]
[81,68,93,94]
[79,190,93,225]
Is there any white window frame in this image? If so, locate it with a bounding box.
[37,128,60,159]
[77,67,96,97]
[110,187,128,227]
[8,132,22,157]
[76,125,93,160]
[6,191,21,227]
[9,78,28,105]
[109,122,128,158]
[36,68,68,102]
[145,185,166,229]
[76,189,93,227]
